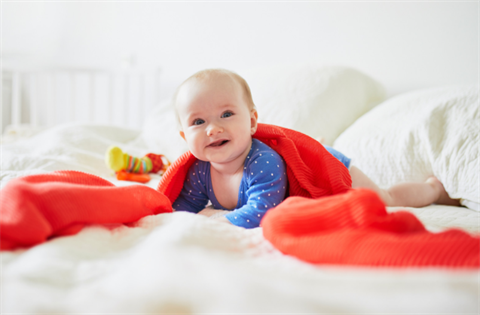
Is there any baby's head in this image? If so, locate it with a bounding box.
[174,69,258,165]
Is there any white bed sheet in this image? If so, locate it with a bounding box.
[1,123,479,313]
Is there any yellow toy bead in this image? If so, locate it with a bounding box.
[105,146,126,172]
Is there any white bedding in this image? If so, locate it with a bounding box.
[1,122,479,313]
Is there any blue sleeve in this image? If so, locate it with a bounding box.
[323,145,352,169]
[172,163,209,214]
[224,152,287,228]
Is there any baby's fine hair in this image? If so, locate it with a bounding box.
[173,69,256,129]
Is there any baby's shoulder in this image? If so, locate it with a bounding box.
[247,139,283,163]
[244,139,285,176]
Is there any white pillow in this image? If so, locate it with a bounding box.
[334,85,479,211]
[239,64,386,145]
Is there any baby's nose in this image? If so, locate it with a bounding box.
[207,123,224,136]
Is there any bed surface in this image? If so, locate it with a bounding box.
[2,209,478,313]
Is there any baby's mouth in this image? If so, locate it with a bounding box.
[208,139,229,147]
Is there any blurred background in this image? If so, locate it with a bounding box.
[2,1,478,131]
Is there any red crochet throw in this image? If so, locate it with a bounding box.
[0,170,172,250]
[158,123,352,203]
[262,189,479,267]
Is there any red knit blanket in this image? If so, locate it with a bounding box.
[158,123,352,203]
[262,189,479,267]
[1,124,478,267]
[0,171,172,250]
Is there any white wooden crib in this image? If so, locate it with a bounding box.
[2,65,162,135]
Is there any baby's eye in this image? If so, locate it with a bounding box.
[222,111,234,118]
[192,119,205,126]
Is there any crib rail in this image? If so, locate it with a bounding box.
[1,66,162,132]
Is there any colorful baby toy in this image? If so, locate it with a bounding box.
[105,146,170,183]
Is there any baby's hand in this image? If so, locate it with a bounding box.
[316,136,326,144]
[214,215,232,224]
[198,208,223,217]
[198,208,232,224]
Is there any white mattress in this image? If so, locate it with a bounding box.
[1,123,479,313]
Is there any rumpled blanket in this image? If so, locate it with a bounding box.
[1,124,478,267]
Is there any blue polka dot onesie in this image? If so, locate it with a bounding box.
[173,139,287,228]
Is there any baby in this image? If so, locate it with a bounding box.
[172,68,460,228]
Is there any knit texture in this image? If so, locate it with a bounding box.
[158,123,352,203]
[0,170,172,250]
[262,189,480,267]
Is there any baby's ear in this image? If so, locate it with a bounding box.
[252,109,258,120]
[250,109,258,135]
[179,131,186,141]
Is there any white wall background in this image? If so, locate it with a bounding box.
[2,1,478,99]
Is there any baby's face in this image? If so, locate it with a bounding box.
[176,75,257,167]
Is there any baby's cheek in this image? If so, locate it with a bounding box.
[184,133,196,145]
[187,135,204,156]
[191,135,203,149]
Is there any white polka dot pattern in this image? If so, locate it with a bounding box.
[173,139,287,228]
